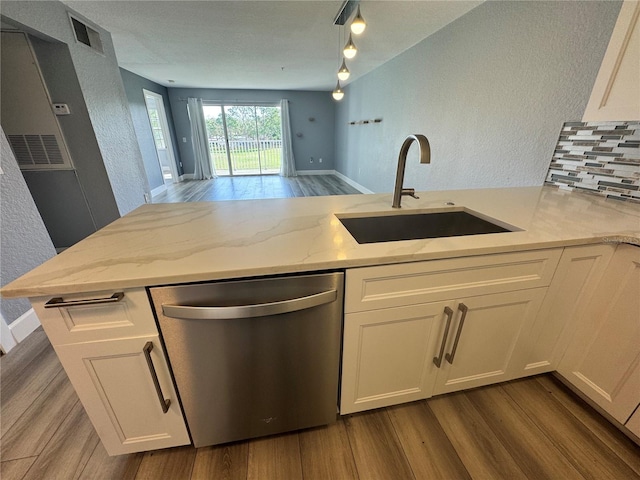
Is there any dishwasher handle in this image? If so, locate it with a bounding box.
[162,288,338,320]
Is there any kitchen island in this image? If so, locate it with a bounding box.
[2,186,639,298]
[2,185,639,455]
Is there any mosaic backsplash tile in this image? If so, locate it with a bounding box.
[545,121,639,203]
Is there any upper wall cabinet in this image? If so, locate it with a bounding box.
[583,1,640,121]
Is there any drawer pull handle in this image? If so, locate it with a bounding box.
[143,342,171,414]
[44,292,125,309]
[445,303,468,365]
[433,306,454,368]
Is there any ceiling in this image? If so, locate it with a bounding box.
[62,1,482,91]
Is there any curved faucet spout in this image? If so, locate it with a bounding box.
[392,134,431,208]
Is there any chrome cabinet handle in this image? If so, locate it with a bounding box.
[162,289,337,320]
[44,292,125,309]
[445,303,468,365]
[143,342,171,414]
[433,306,454,368]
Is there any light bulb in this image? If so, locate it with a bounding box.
[337,59,350,81]
[332,81,344,101]
[343,33,357,59]
[350,6,366,35]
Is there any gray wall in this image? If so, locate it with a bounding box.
[0,129,56,324]
[335,0,622,193]
[1,0,149,215]
[25,35,120,247]
[167,89,335,174]
[120,68,182,191]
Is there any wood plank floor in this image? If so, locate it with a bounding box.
[2,328,639,479]
[152,174,362,203]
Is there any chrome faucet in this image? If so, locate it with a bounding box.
[391,134,431,208]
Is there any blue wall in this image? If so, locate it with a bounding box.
[334,0,622,193]
[167,88,335,175]
[120,68,182,190]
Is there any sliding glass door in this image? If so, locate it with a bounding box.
[202,104,281,176]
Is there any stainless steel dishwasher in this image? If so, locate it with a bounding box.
[149,272,344,447]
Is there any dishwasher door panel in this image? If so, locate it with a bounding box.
[149,272,343,447]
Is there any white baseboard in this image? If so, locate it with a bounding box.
[298,169,336,176]
[1,312,17,353]
[9,308,41,343]
[333,171,374,194]
[180,173,195,181]
[150,184,167,197]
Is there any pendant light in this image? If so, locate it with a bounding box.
[337,58,350,81]
[350,6,366,35]
[343,33,357,59]
[332,81,344,101]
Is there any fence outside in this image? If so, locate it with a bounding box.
[209,139,282,174]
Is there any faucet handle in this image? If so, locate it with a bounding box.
[401,188,419,200]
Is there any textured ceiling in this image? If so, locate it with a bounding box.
[63,1,482,91]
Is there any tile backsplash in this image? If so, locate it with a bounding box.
[545,121,639,203]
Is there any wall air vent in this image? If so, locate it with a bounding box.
[8,135,65,167]
[1,32,75,170]
[70,16,103,54]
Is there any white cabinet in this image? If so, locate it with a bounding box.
[341,249,561,414]
[625,406,640,438]
[431,288,547,396]
[582,0,640,121]
[31,288,190,456]
[523,244,616,375]
[558,243,640,425]
[341,301,449,414]
[55,335,190,455]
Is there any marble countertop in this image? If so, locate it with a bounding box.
[2,186,639,298]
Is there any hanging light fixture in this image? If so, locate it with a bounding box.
[337,58,350,81]
[332,80,344,101]
[343,33,357,59]
[350,5,366,35]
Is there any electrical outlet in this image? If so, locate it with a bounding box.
[319,158,323,163]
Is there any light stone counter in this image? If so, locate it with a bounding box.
[2,186,639,298]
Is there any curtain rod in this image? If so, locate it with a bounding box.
[177,98,285,106]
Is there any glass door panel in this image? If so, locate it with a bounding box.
[202,105,230,176]
[202,104,282,176]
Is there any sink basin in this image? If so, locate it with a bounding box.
[338,210,515,244]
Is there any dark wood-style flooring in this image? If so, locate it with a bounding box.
[152,174,362,203]
[1,328,639,480]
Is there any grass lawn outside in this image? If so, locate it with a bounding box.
[211,146,282,174]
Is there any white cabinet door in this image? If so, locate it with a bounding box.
[432,288,547,396]
[340,301,450,414]
[56,335,190,455]
[625,406,640,438]
[524,244,615,375]
[558,244,640,424]
[582,1,640,121]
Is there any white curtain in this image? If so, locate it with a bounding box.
[187,97,216,180]
[279,99,297,177]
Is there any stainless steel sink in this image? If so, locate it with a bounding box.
[338,210,515,244]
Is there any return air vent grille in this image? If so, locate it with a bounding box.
[8,134,66,167]
[69,16,103,54]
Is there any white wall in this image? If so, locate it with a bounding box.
[335,1,623,193]
[1,0,149,215]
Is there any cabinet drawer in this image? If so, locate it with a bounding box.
[345,248,562,313]
[31,288,157,345]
